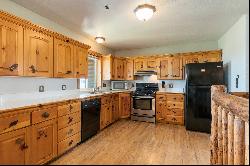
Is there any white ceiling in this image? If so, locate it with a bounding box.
[12,0,249,51]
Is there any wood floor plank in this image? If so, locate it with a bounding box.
[51,120,210,165]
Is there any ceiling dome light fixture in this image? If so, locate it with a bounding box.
[95,37,105,43]
[134,4,156,21]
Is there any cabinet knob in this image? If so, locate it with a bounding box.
[20,144,29,151]
[66,71,72,74]
[42,112,50,118]
[68,140,74,146]
[9,64,18,71]
[29,65,37,73]
[68,117,73,124]
[9,120,18,128]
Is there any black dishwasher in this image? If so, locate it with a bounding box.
[81,98,101,142]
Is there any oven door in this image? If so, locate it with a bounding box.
[132,96,155,117]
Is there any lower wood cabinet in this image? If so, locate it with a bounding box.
[119,92,131,118]
[0,127,30,165]
[156,93,184,125]
[30,119,57,165]
[0,99,81,165]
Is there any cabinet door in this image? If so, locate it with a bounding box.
[24,30,53,77]
[30,119,57,165]
[119,93,131,118]
[169,57,183,80]
[116,58,124,80]
[0,127,30,165]
[74,46,88,78]
[124,59,134,80]
[134,59,144,73]
[146,58,157,70]
[202,50,222,63]
[0,20,23,76]
[54,39,74,78]
[157,58,170,80]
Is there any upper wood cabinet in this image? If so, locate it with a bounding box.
[124,58,134,80]
[115,57,125,80]
[146,58,157,70]
[200,50,222,63]
[102,55,114,80]
[157,57,170,80]
[24,29,53,77]
[134,58,144,73]
[74,46,88,78]
[0,127,30,165]
[0,19,23,76]
[157,56,183,80]
[54,38,74,78]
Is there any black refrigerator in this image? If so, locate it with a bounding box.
[185,62,224,133]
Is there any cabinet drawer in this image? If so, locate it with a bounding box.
[58,133,81,155]
[58,122,81,142]
[32,106,57,124]
[58,101,80,117]
[0,111,31,134]
[156,95,167,101]
[58,112,81,130]
[167,101,184,109]
[166,116,184,125]
[166,94,184,102]
[166,108,184,116]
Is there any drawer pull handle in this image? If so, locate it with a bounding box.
[68,117,73,124]
[69,105,73,111]
[42,112,50,118]
[9,120,18,128]
[20,144,29,151]
[67,129,74,135]
[174,98,177,100]
[68,140,74,146]
[37,131,47,139]
[173,104,176,106]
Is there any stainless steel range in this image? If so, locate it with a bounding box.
[131,83,159,123]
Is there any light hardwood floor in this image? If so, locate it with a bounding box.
[52,120,210,165]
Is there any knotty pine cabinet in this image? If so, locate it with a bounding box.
[24,29,54,77]
[0,99,81,165]
[119,92,131,118]
[134,57,157,73]
[157,56,183,80]
[0,19,23,76]
[156,93,184,125]
[115,57,125,80]
[124,58,134,80]
[30,119,57,165]
[74,45,88,78]
[54,38,74,78]
[0,127,31,165]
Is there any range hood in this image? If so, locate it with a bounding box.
[134,70,157,76]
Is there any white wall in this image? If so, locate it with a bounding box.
[218,14,249,92]
[0,0,114,94]
[115,40,218,56]
[0,77,77,94]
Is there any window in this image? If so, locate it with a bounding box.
[80,56,101,89]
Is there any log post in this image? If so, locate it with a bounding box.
[217,106,223,164]
[245,122,249,165]
[228,112,235,165]
[210,102,218,164]
[234,116,245,165]
[222,109,228,165]
[210,85,226,165]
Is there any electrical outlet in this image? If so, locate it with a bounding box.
[236,75,239,88]
[39,85,45,92]
[103,83,106,87]
[62,85,67,90]
[169,83,174,88]
[162,81,165,88]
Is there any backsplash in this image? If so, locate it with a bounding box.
[0,77,78,94]
[102,75,186,92]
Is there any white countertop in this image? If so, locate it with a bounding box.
[158,88,185,94]
[0,90,131,112]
